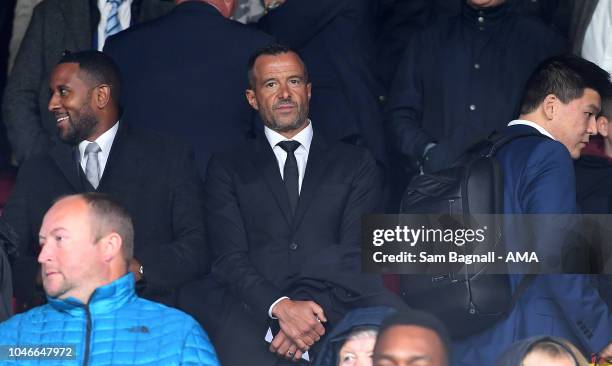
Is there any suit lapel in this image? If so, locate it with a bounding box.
[293,134,332,229]
[59,0,92,50]
[251,137,294,227]
[50,143,82,192]
[97,123,130,190]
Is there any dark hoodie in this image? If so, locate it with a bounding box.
[314,306,396,366]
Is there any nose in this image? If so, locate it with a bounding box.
[48,92,60,112]
[587,116,598,135]
[38,243,53,264]
[278,82,291,99]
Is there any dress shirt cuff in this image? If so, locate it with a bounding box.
[268,296,290,319]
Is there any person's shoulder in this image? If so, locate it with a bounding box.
[16,151,57,176]
[128,297,203,333]
[33,0,64,13]
[507,12,566,44]
[0,305,55,340]
[528,138,572,164]
[325,139,376,165]
[123,126,191,153]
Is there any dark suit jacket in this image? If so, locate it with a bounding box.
[568,0,599,54]
[3,124,207,308]
[104,1,274,177]
[257,0,388,166]
[452,124,612,365]
[2,0,173,164]
[206,133,382,318]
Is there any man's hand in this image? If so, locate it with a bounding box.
[128,258,143,282]
[271,298,327,351]
[270,329,303,362]
[600,342,612,360]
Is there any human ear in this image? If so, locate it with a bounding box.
[542,94,558,120]
[94,84,111,109]
[597,116,610,137]
[246,89,259,111]
[99,232,123,262]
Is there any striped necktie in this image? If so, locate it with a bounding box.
[104,0,124,40]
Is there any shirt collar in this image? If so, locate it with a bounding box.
[78,121,120,162]
[264,120,313,153]
[507,119,556,140]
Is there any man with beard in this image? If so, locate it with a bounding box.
[180,45,405,365]
[2,50,207,313]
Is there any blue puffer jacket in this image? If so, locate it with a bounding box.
[0,273,219,365]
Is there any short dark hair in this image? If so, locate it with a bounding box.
[58,50,122,103]
[520,54,612,115]
[246,44,309,89]
[377,310,451,361]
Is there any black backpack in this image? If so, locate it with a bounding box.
[398,132,541,339]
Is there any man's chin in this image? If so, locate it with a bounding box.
[58,132,80,146]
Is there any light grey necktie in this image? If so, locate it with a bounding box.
[85,142,102,189]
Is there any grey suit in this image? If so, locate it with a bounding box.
[568,0,599,54]
[2,0,172,164]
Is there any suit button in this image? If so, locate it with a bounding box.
[289,243,298,250]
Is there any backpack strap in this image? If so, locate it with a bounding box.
[505,274,537,317]
[484,131,550,158]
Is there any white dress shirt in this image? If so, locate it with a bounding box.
[78,122,120,179]
[97,0,133,50]
[507,119,556,140]
[264,121,313,194]
[582,0,612,74]
[262,121,313,318]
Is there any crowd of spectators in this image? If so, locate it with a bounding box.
[0,0,611,365]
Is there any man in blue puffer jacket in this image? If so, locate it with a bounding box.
[0,193,219,366]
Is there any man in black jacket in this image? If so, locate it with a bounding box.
[3,50,207,311]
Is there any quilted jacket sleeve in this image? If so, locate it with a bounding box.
[180,321,220,366]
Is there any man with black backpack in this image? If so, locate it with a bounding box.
[452,55,612,365]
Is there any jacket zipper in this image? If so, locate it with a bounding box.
[82,305,92,366]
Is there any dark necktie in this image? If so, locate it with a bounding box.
[278,141,301,213]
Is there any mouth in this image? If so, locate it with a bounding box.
[55,115,69,125]
[274,103,296,111]
[44,270,60,277]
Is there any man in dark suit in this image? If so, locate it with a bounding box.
[453,55,612,365]
[2,0,173,165]
[257,0,387,167]
[3,50,207,311]
[104,0,273,177]
[180,45,403,365]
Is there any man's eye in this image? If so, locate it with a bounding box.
[265,82,277,88]
[59,89,68,96]
[54,235,64,242]
[341,353,356,364]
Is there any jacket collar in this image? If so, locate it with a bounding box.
[47,273,137,315]
[251,131,332,228]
